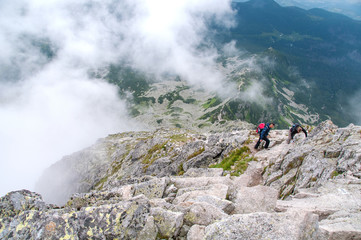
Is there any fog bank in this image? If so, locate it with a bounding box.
[0,0,236,197]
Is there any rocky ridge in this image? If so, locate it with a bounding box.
[1,120,361,239]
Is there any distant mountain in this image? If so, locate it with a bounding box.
[215,0,361,126]
[275,0,361,20]
[101,0,361,129]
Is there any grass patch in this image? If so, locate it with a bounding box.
[210,146,256,176]
[111,161,123,175]
[184,98,197,104]
[331,170,341,178]
[202,97,222,109]
[157,85,190,108]
[142,142,168,165]
[198,123,211,128]
[178,163,185,176]
[94,176,109,190]
[244,136,252,145]
[170,134,189,143]
[187,147,205,160]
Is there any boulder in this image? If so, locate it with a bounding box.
[183,147,223,171]
[276,179,361,239]
[184,202,227,226]
[204,211,320,240]
[192,195,235,214]
[0,190,47,219]
[1,194,151,240]
[150,207,184,238]
[136,216,158,240]
[233,185,278,214]
[173,184,229,204]
[187,225,206,240]
[319,212,361,240]
[133,177,169,199]
[171,176,232,190]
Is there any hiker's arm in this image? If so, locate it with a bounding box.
[260,129,265,139]
[302,127,307,137]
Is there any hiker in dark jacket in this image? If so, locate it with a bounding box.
[255,123,275,150]
[287,123,307,144]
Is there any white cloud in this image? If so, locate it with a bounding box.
[114,0,236,92]
[346,90,361,125]
[0,61,139,196]
[0,0,236,197]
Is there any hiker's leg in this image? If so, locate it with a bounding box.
[254,138,261,149]
[264,137,270,148]
[287,129,292,144]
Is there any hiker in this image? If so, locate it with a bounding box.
[287,123,307,144]
[255,123,275,150]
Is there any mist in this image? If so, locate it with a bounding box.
[347,90,361,125]
[0,0,237,197]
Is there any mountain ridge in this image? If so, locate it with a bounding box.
[1,120,361,239]
[102,0,361,130]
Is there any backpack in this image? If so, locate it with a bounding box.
[291,123,300,132]
[256,123,265,134]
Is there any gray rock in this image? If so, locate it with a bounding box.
[163,183,178,200]
[178,224,191,238]
[276,179,361,239]
[183,168,223,177]
[183,146,223,170]
[269,168,298,198]
[193,195,235,214]
[1,193,151,240]
[136,216,158,240]
[233,185,278,214]
[171,176,232,190]
[145,157,173,176]
[0,190,47,219]
[243,161,264,186]
[184,202,228,226]
[133,177,169,199]
[173,184,229,205]
[204,211,320,240]
[149,198,187,213]
[319,212,361,240]
[187,224,206,240]
[150,207,184,238]
[4,120,360,240]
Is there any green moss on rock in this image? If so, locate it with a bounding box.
[210,146,255,176]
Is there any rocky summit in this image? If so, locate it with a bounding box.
[1,120,361,239]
